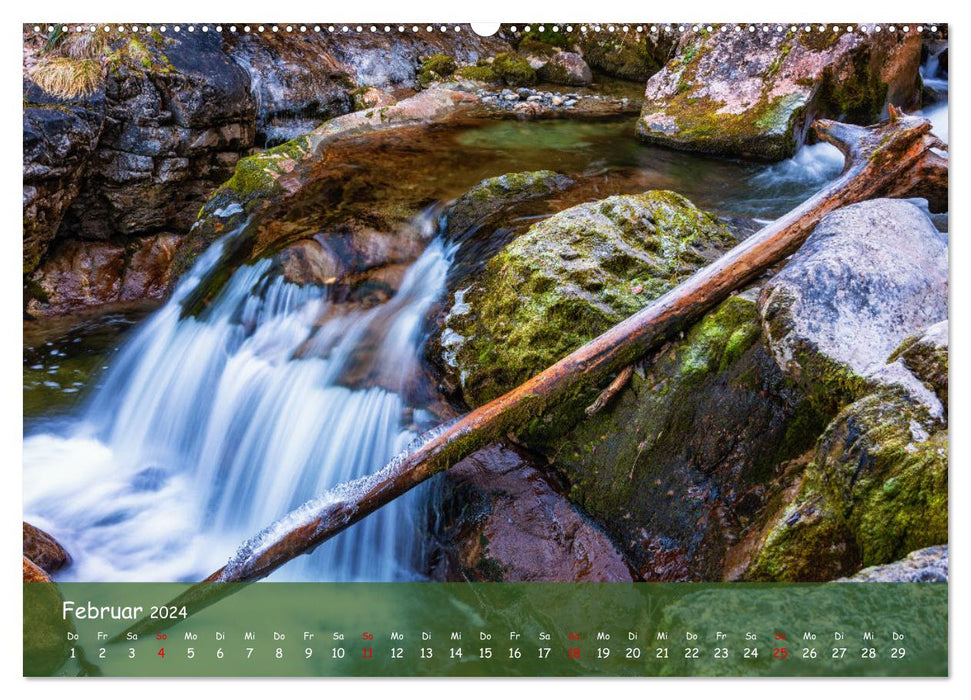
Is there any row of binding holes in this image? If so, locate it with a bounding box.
[31,24,942,34]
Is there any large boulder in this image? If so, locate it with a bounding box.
[436,190,737,407]
[637,26,922,160]
[537,52,592,86]
[59,31,256,243]
[759,199,948,418]
[433,443,634,582]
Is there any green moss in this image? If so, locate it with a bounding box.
[798,27,844,51]
[517,28,572,50]
[679,296,762,387]
[748,391,948,580]
[517,37,559,57]
[444,190,735,408]
[455,64,499,84]
[640,90,808,160]
[491,52,537,86]
[417,53,456,87]
[814,46,890,124]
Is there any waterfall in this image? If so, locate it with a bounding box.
[23,210,453,583]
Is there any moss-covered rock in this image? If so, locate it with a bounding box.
[576,30,675,82]
[417,53,457,87]
[527,293,820,581]
[491,52,537,86]
[747,390,947,581]
[535,292,820,580]
[439,191,736,408]
[537,52,592,86]
[636,26,922,160]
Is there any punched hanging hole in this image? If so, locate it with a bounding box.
[470,23,501,37]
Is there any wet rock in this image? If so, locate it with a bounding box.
[438,190,736,407]
[537,52,593,86]
[171,88,482,282]
[637,27,922,160]
[23,556,52,583]
[23,80,105,275]
[839,545,948,582]
[747,390,947,581]
[23,523,71,575]
[433,443,634,582]
[26,234,181,316]
[443,170,573,241]
[759,199,948,418]
[274,239,342,286]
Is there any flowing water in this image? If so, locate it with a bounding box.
[24,212,454,582]
[23,102,945,583]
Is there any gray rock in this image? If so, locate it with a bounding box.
[840,545,948,582]
[759,199,948,417]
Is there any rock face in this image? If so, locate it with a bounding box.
[437,190,736,408]
[537,52,592,86]
[433,443,634,582]
[840,545,948,582]
[759,199,948,417]
[637,27,922,160]
[23,28,511,316]
[23,522,72,575]
[23,81,105,276]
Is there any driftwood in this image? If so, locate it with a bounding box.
[117,109,946,639]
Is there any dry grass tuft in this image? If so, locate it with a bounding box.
[28,56,102,98]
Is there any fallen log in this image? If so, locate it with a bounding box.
[116,108,946,639]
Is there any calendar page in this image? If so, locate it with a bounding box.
[22,18,949,678]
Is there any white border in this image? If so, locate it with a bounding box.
[3,0,961,698]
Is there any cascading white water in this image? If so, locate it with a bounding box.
[23,210,454,583]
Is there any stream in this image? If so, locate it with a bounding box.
[22,105,944,582]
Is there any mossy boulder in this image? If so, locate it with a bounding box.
[491,52,538,86]
[759,199,948,419]
[538,292,820,579]
[537,52,593,86]
[636,26,922,160]
[576,30,676,82]
[437,190,736,408]
[417,54,457,87]
[747,390,947,581]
